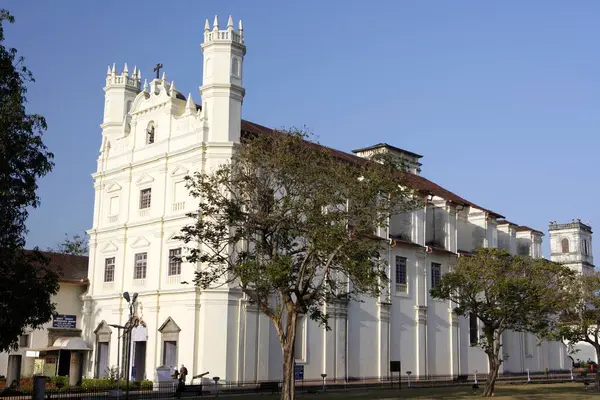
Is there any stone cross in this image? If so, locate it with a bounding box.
[153,63,163,79]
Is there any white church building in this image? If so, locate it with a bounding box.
[81,15,588,384]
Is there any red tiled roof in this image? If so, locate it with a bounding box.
[497,220,518,226]
[516,226,544,236]
[240,120,504,219]
[25,250,89,284]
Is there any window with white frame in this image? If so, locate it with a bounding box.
[294,315,306,361]
[109,196,119,216]
[395,256,407,293]
[431,262,442,288]
[139,188,151,209]
[104,257,115,282]
[168,248,182,276]
[469,313,478,345]
[134,252,147,280]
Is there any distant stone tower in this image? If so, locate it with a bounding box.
[549,219,594,273]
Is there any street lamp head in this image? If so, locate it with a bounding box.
[123,292,131,303]
[132,292,138,303]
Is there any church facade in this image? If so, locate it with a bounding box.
[82,15,576,384]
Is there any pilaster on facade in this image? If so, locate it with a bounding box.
[414,305,428,378]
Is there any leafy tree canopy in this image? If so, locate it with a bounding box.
[50,232,89,256]
[431,248,573,397]
[0,9,58,351]
[178,128,420,399]
[547,272,600,391]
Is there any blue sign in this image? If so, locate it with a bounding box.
[52,314,76,329]
[294,364,304,381]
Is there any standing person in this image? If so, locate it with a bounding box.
[179,365,188,384]
[175,365,188,398]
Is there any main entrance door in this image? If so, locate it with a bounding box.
[133,341,146,381]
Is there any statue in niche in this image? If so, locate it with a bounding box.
[146,123,155,144]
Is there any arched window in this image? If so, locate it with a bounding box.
[561,238,569,253]
[231,57,240,77]
[205,58,212,78]
[146,121,155,145]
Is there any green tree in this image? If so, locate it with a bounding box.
[430,248,573,397]
[0,10,58,351]
[50,232,89,256]
[548,272,600,391]
[178,129,419,400]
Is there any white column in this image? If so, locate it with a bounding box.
[377,302,391,379]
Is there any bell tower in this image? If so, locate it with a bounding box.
[101,63,141,141]
[549,219,594,273]
[200,15,246,145]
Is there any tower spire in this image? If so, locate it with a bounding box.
[123,63,129,76]
[204,19,210,32]
[213,15,219,30]
[227,15,233,29]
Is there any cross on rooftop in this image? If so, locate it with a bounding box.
[153,63,163,79]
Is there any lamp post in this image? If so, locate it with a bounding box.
[473,369,478,385]
[108,324,127,400]
[320,373,327,392]
[123,291,138,400]
[406,371,412,388]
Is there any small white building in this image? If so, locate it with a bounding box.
[0,252,90,387]
[82,15,572,384]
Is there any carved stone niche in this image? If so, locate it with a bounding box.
[158,317,181,342]
[94,321,112,344]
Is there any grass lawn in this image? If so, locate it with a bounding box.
[235,382,600,399]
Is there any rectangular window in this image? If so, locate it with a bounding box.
[173,181,185,202]
[469,313,478,345]
[431,262,442,288]
[294,315,306,361]
[168,248,182,276]
[104,257,115,282]
[109,196,119,215]
[19,335,29,348]
[139,189,151,209]
[134,252,147,280]
[395,256,407,293]
[163,341,177,368]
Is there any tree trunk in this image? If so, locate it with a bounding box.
[277,309,298,400]
[281,339,296,400]
[483,353,501,397]
[482,330,501,397]
[595,346,600,392]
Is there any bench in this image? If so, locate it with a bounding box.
[255,381,280,393]
[453,375,469,383]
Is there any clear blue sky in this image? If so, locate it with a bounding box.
[4,0,599,256]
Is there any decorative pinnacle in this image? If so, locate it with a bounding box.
[186,93,195,110]
[170,81,177,98]
[213,15,219,30]
[161,72,166,82]
[106,65,111,75]
[227,15,233,28]
[137,68,141,80]
[143,79,148,92]
[111,63,116,75]
[239,19,243,31]
[204,19,210,32]
[132,66,137,76]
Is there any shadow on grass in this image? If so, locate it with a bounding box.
[287,382,600,399]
